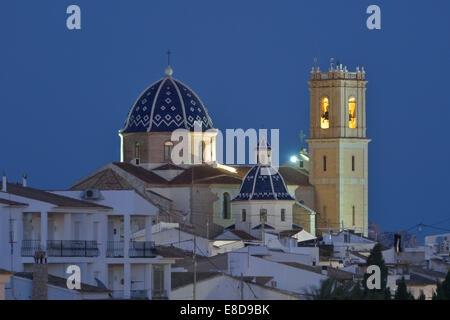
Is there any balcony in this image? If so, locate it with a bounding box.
[106,241,155,258]
[152,289,168,300]
[129,241,155,258]
[47,240,99,257]
[21,240,99,257]
[21,240,42,257]
[131,290,149,299]
[107,241,124,257]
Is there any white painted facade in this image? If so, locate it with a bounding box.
[5,275,110,300]
[227,246,326,296]
[0,187,175,299]
[171,273,301,300]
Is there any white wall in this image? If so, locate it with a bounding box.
[171,274,300,300]
[228,252,325,295]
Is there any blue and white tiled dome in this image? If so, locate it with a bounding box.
[121,67,214,133]
[233,165,295,201]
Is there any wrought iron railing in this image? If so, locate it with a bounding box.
[46,240,99,257]
[131,289,149,299]
[21,240,42,257]
[152,289,168,300]
[129,241,155,258]
[106,241,124,257]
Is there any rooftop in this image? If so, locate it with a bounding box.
[14,272,111,293]
[3,183,112,210]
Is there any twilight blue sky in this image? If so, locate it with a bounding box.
[1,1,449,238]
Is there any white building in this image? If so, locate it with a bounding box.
[227,246,330,296]
[0,176,175,299]
[171,272,301,300]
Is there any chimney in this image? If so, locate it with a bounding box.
[32,251,48,300]
[2,172,6,192]
[22,173,27,187]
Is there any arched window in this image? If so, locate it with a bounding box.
[320,97,330,129]
[260,209,267,223]
[281,209,286,222]
[348,97,356,128]
[241,209,246,222]
[222,193,231,219]
[135,142,140,159]
[164,141,173,161]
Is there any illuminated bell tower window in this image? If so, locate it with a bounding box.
[348,97,356,129]
[320,97,330,129]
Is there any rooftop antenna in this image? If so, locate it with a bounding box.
[165,50,173,77]
[313,57,317,70]
[167,49,171,66]
[299,130,306,151]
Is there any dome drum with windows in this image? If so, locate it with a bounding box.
[120,66,217,166]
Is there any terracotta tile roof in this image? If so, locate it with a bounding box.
[278,261,321,274]
[73,162,310,190]
[70,169,134,191]
[0,268,13,275]
[228,230,259,241]
[0,198,28,206]
[403,274,436,286]
[113,162,168,185]
[410,266,446,279]
[242,276,274,286]
[153,163,185,171]
[14,272,111,293]
[4,183,111,210]
[172,272,223,290]
[170,165,242,185]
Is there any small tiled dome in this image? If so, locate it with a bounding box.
[121,67,214,133]
[233,165,295,201]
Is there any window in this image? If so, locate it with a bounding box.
[352,155,355,172]
[320,97,330,129]
[344,233,350,243]
[222,193,231,219]
[323,155,327,172]
[260,209,267,223]
[323,205,327,216]
[164,141,173,161]
[352,206,355,226]
[241,209,246,222]
[135,142,140,159]
[152,265,165,296]
[299,160,304,168]
[281,209,286,222]
[348,97,356,129]
[201,141,206,163]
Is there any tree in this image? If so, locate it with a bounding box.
[363,243,390,299]
[432,281,446,300]
[417,290,426,300]
[441,269,450,299]
[306,278,364,300]
[394,277,414,300]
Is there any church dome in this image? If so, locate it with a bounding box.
[233,165,295,201]
[121,67,214,133]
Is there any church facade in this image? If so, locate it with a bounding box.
[71,62,369,238]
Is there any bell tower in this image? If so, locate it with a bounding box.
[307,61,370,236]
